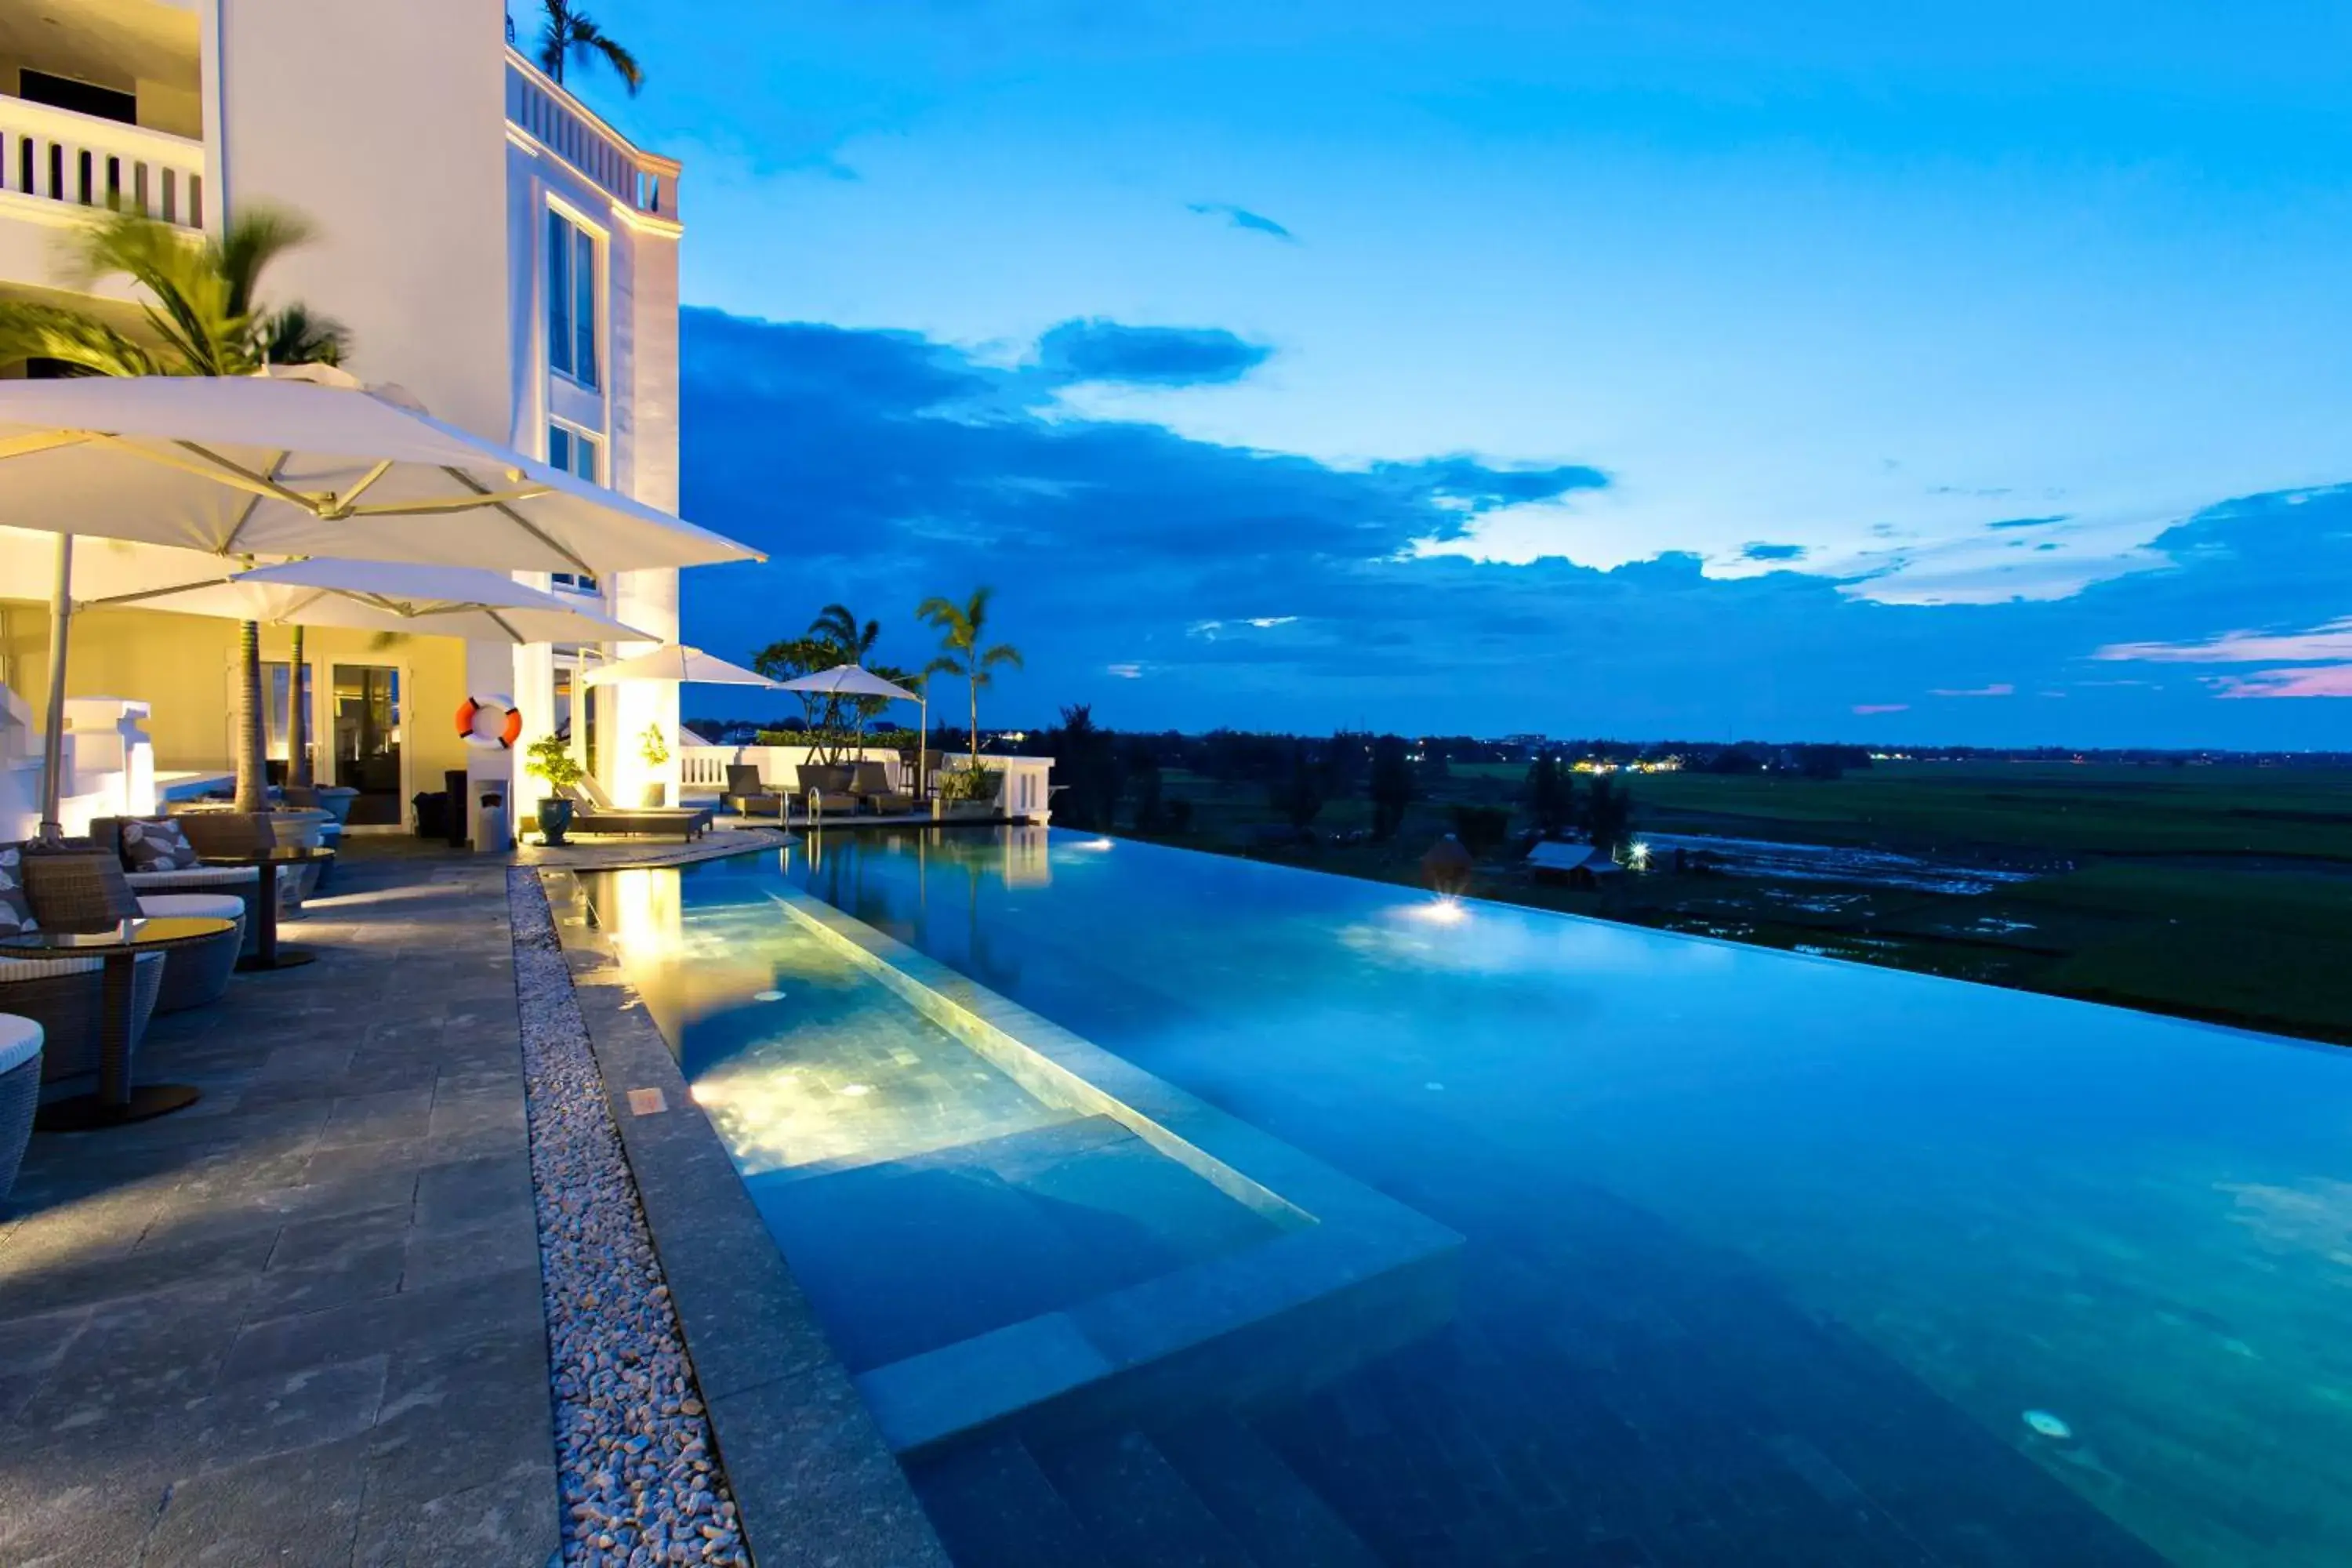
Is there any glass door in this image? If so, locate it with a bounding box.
[330,663,404,825]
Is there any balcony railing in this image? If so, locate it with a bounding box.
[0,96,205,230]
[505,53,680,224]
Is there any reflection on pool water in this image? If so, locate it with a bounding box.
[596,826,2352,1567]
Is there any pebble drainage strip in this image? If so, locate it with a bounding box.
[510,868,749,1567]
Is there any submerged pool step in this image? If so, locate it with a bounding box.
[908,1431,1110,1568]
[1148,1416,1385,1568]
[1029,1429,1259,1568]
[933,1417,1385,1568]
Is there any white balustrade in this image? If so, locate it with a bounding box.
[506,54,680,220]
[0,97,204,230]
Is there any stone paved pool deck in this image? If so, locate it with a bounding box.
[0,826,909,1568]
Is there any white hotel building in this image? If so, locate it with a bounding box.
[0,0,688,833]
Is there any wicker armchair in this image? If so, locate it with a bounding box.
[18,844,238,1015]
[0,953,164,1087]
[0,1014,38,1203]
[92,818,270,960]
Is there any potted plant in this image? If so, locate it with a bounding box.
[524,734,584,845]
[935,764,1003,821]
[637,723,671,808]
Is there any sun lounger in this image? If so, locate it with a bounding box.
[850,760,917,815]
[564,776,713,840]
[721,764,786,818]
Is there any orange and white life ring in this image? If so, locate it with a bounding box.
[456,695,523,750]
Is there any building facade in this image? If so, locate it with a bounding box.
[0,0,684,831]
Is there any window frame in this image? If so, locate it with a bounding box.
[544,201,604,392]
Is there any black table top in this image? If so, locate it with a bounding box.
[197,846,336,866]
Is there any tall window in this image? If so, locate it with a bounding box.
[547,426,603,591]
[546,209,599,388]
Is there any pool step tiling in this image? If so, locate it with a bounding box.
[749,1115,1290,1374]
[910,1419,1385,1568]
[765,885,1468,1456]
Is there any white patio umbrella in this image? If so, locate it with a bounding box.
[579,644,777,688]
[777,663,927,798]
[0,373,756,572]
[0,372,760,835]
[84,558,658,645]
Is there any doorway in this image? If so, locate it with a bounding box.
[330,663,404,825]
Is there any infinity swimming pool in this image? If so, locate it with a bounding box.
[601,827,2352,1566]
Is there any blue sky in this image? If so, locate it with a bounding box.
[571,0,2352,744]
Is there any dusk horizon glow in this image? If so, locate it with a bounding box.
[568,0,2352,746]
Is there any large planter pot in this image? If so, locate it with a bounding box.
[538,797,575,846]
[313,786,360,824]
[639,783,668,808]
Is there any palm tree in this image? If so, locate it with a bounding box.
[0,205,348,814]
[916,587,1023,771]
[536,0,643,94]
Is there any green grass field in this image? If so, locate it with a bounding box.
[1133,760,2352,1046]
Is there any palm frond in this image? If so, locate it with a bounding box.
[213,205,318,318]
[62,209,246,372]
[585,30,644,94]
[258,303,350,366]
[0,301,162,376]
[980,642,1024,672]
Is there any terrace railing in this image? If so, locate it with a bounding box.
[504,53,681,223]
[0,96,205,230]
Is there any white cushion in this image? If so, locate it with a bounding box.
[125,865,260,887]
[137,894,246,922]
[0,1013,40,1075]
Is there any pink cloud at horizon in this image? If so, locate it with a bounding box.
[2096,617,2352,664]
[2208,666,2352,699]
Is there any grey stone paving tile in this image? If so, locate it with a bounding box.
[353,1460,561,1568]
[0,1228,275,1320]
[360,1327,555,1509]
[400,1209,542,1292]
[220,1265,542,1384]
[6,1276,260,1460]
[143,1431,368,1567]
[412,1150,533,1231]
[0,1456,173,1568]
[136,1168,419,1253]
[178,1353,390,1473]
[425,1087,525,1143]
[317,1087,438,1149]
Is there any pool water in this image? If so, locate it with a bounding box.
[634,829,2352,1566]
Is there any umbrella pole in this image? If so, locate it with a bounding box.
[36,535,73,844]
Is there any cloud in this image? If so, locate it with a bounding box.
[1852,703,1911,715]
[2210,667,2352,699]
[2096,618,2352,665]
[675,307,2352,745]
[1185,201,1296,242]
[1740,542,1808,562]
[1987,514,2069,531]
[1034,318,1272,387]
[2100,615,2352,702]
[1929,683,2016,697]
